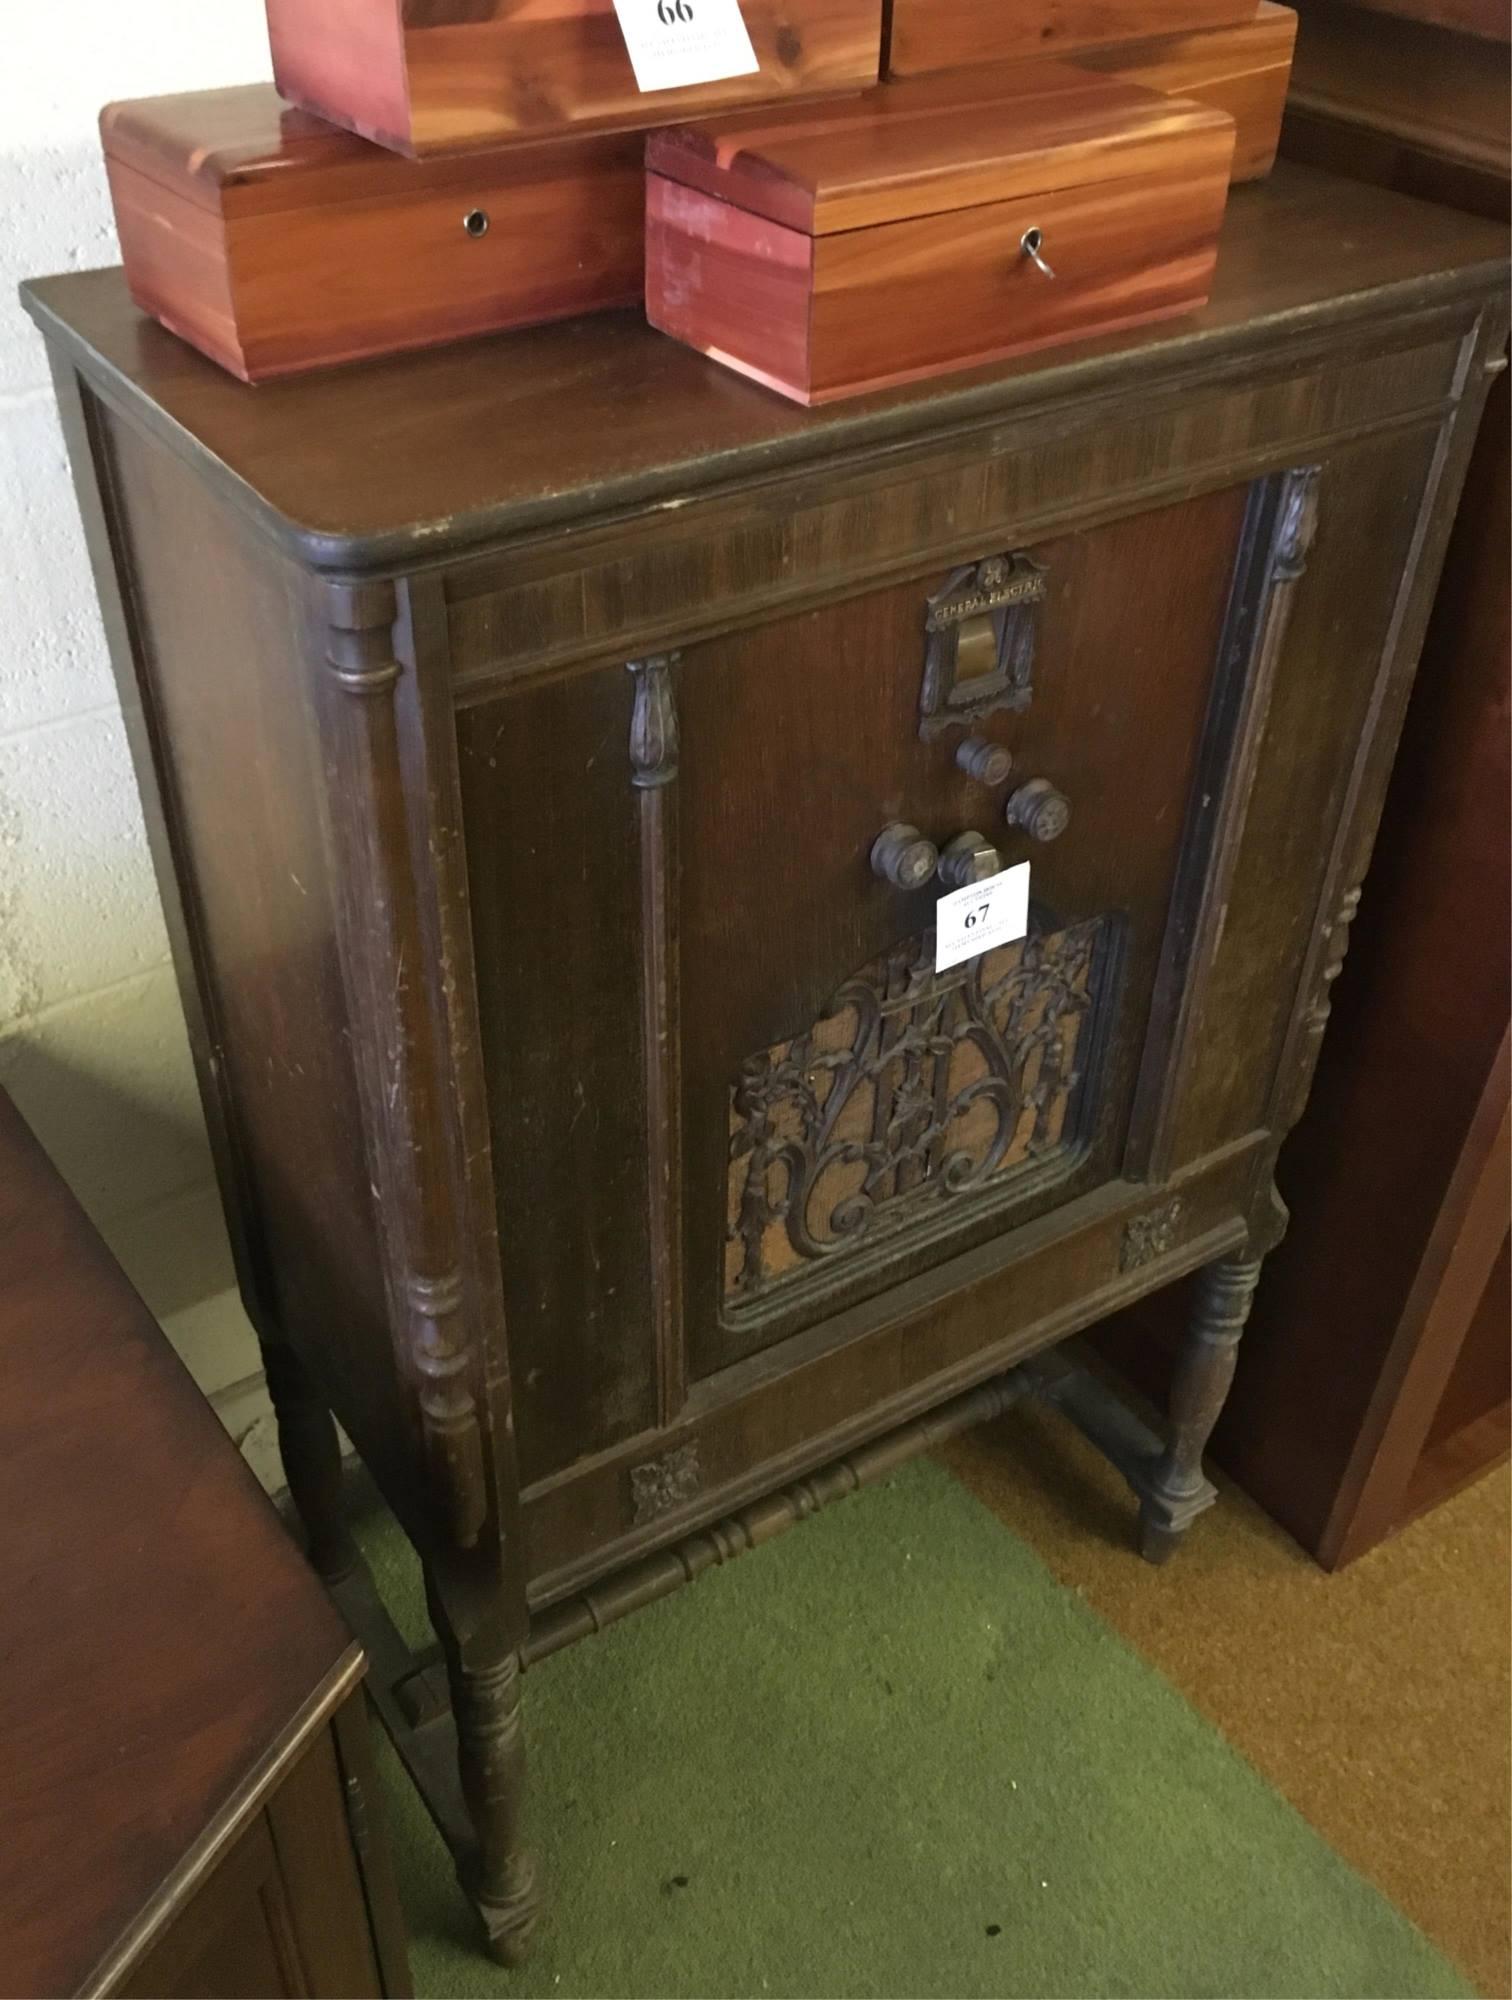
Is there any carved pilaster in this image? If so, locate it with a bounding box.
[1276,882,1364,1135]
[1272,461,1321,581]
[407,1271,488,1552]
[628,654,685,1426]
[1128,464,1323,1177]
[318,580,488,1553]
[628,651,679,787]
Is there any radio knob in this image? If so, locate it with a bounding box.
[954,736,1014,787]
[871,823,938,890]
[1004,779,1071,844]
[937,831,1003,889]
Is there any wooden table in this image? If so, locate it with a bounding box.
[22,163,1509,1962]
[0,1091,411,1998]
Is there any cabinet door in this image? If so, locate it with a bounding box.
[464,484,1252,1472]
[676,483,1250,1376]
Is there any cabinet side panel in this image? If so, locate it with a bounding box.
[91,396,420,1504]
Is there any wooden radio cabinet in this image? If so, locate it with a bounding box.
[24,164,1507,1963]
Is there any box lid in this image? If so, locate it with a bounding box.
[100,84,647,218]
[645,63,1235,233]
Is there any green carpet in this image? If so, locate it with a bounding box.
[360,1460,1472,1999]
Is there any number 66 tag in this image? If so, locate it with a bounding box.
[612,0,759,94]
[934,861,1031,974]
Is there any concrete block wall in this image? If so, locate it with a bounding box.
[2,6,277,1462]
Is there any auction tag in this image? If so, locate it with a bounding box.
[612,0,759,93]
[934,861,1031,974]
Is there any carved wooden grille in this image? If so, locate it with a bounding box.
[724,919,1106,1311]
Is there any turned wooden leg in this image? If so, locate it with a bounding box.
[1135,1252,1263,1565]
[258,1334,358,1584]
[426,1575,541,1966]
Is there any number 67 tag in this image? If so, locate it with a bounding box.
[612,0,759,94]
[934,861,1031,974]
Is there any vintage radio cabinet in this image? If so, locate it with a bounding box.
[24,164,1507,1962]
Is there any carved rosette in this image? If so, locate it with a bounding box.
[629,1439,702,1526]
[319,580,488,1552]
[1120,1196,1184,1273]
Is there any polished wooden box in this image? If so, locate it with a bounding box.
[101,88,646,383]
[101,6,1289,389]
[645,67,1235,403]
[266,0,882,156]
[25,166,1508,1963]
[887,0,1256,72]
[1076,2,1296,180]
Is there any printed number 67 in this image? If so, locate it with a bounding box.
[965,902,989,928]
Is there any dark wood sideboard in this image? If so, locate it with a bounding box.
[1100,0,1511,1567]
[23,164,1508,1961]
[0,1090,411,1999]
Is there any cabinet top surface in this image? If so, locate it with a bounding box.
[22,164,1508,571]
[0,1089,359,1997]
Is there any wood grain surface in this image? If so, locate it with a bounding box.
[0,1090,363,1997]
[887,0,1256,74]
[103,89,646,382]
[1286,0,1511,177]
[646,76,1234,402]
[266,0,883,155]
[23,167,1507,565]
[1075,1,1296,178]
[24,161,1509,1961]
[646,63,1236,229]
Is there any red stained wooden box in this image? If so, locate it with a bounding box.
[265,0,884,157]
[1074,2,1296,181]
[101,87,646,383]
[644,65,1236,405]
[886,0,1258,74]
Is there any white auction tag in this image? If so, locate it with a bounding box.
[612,0,759,94]
[934,861,1031,974]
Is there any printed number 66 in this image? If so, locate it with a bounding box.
[657,0,694,20]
